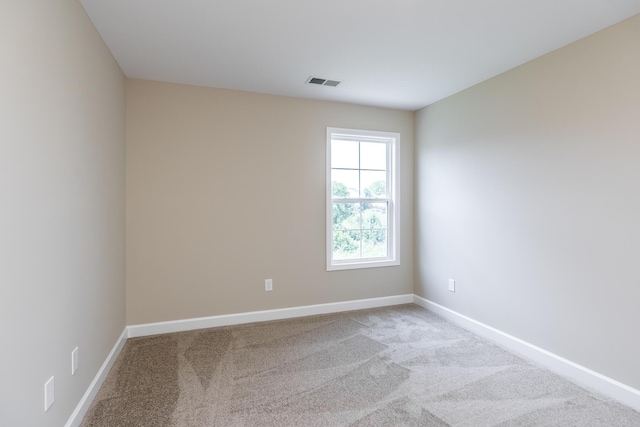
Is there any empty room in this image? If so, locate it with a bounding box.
[2,0,640,426]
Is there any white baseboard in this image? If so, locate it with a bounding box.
[65,328,128,427]
[128,294,414,338]
[413,295,640,412]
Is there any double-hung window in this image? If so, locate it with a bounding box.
[326,128,400,271]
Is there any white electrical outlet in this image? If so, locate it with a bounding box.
[265,279,273,291]
[44,376,54,411]
[448,279,455,292]
[72,347,79,375]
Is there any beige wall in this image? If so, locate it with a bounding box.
[126,80,414,324]
[0,1,126,426]
[415,15,640,390]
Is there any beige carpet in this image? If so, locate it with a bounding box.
[81,304,640,426]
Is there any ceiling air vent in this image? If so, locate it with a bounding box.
[306,76,341,87]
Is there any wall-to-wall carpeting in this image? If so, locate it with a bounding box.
[81,305,640,426]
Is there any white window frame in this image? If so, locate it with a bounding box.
[326,127,400,271]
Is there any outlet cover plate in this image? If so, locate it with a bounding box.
[448,279,455,292]
[72,347,79,375]
[44,376,54,411]
[265,279,273,291]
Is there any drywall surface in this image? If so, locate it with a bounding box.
[126,80,414,324]
[415,15,640,390]
[0,1,126,425]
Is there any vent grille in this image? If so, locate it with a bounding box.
[306,76,341,87]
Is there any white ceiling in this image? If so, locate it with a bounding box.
[80,0,640,111]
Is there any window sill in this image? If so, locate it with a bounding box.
[327,258,400,271]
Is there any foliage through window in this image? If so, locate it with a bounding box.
[327,128,400,270]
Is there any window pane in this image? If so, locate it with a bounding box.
[333,203,361,230]
[362,229,387,258]
[361,202,387,230]
[333,230,361,260]
[360,142,387,170]
[331,139,359,169]
[360,170,386,198]
[331,169,359,198]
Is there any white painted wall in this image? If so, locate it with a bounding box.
[0,1,126,425]
[415,15,640,390]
